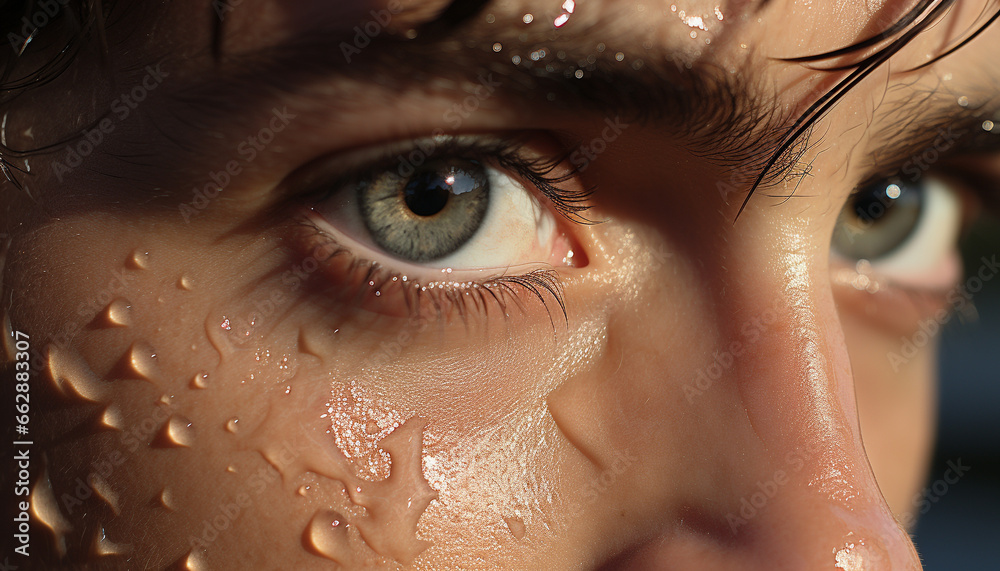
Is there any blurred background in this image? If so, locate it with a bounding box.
[913,215,1000,570]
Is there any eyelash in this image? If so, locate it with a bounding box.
[296,135,585,324]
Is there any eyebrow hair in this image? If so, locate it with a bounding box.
[187,3,797,187]
[737,0,1000,217]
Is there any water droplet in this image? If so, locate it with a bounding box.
[93,298,132,328]
[492,42,502,52]
[177,549,207,571]
[303,510,353,565]
[153,414,195,448]
[92,526,131,557]
[297,484,312,497]
[190,372,209,389]
[46,345,106,402]
[364,421,380,435]
[220,317,231,330]
[111,341,159,383]
[522,13,533,23]
[32,466,73,557]
[126,249,150,270]
[504,515,526,539]
[89,473,120,515]
[349,418,437,564]
[958,95,970,107]
[226,465,236,473]
[98,404,124,431]
[225,417,240,434]
[157,488,176,511]
[177,275,194,290]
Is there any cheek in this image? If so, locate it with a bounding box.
[835,291,938,522]
[13,214,607,568]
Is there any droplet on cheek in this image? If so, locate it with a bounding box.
[225,417,240,434]
[91,526,131,557]
[504,515,526,540]
[98,404,124,431]
[303,509,353,565]
[156,487,176,511]
[176,549,207,571]
[93,298,132,328]
[348,419,438,565]
[190,372,210,390]
[111,341,160,383]
[88,473,120,515]
[46,345,106,402]
[177,275,194,290]
[31,466,73,557]
[126,249,150,270]
[152,414,195,448]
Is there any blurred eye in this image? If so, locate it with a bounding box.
[307,141,581,283]
[831,175,962,285]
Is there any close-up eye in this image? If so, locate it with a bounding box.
[303,136,588,283]
[831,175,965,288]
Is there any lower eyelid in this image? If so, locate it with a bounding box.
[293,213,568,322]
[830,253,963,336]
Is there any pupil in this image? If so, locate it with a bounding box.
[852,185,899,223]
[404,170,454,217]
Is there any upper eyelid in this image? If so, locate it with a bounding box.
[284,132,595,223]
[858,116,1000,188]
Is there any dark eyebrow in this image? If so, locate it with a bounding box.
[185,5,792,184]
[861,87,1000,195]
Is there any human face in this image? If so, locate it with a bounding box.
[4,0,1000,568]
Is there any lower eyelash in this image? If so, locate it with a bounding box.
[297,219,567,325]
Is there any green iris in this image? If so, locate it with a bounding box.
[358,159,490,263]
[832,180,924,260]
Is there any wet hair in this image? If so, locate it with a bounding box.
[0,0,998,196]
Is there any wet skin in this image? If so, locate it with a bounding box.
[3,0,1000,568]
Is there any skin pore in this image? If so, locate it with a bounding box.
[3,0,1000,568]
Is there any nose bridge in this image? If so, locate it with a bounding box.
[690,229,922,568]
[575,223,923,568]
[714,276,918,568]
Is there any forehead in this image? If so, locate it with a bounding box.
[201,0,750,56]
